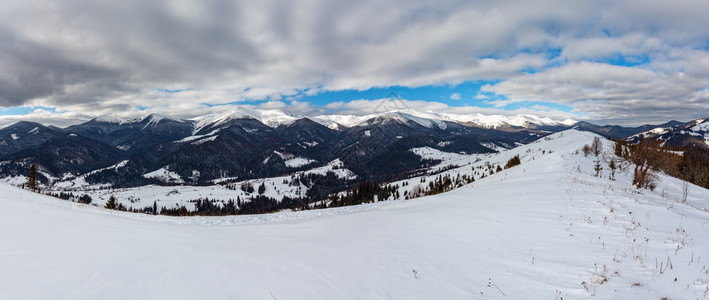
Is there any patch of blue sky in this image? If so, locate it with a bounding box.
[594,53,650,67]
[196,79,579,115]
[291,81,503,107]
[156,88,192,93]
[0,106,56,116]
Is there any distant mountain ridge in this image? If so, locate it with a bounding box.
[0,109,705,189]
[625,118,709,148]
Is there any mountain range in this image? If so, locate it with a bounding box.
[1,109,707,190]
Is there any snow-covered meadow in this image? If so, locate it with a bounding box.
[1,130,708,299]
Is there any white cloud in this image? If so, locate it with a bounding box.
[0,0,708,125]
[482,61,709,125]
[474,93,489,100]
[449,93,462,100]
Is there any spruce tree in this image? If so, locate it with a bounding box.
[25,164,39,192]
[105,195,117,210]
[258,182,266,194]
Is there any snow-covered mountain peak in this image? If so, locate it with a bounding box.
[92,113,186,126]
[192,108,301,133]
[309,114,371,129]
[190,110,255,134]
[440,112,577,129]
[312,110,449,129]
[93,115,142,124]
[263,108,575,131]
[143,113,180,123]
[255,109,299,127]
[373,111,447,129]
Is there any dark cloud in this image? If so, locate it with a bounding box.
[0,0,707,125]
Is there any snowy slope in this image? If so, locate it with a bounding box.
[52,160,130,189]
[52,158,357,209]
[410,146,469,161]
[142,167,185,184]
[304,158,357,180]
[1,130,708,299]
[272,150,317,168]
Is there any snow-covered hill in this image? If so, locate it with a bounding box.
[1,130,708,299]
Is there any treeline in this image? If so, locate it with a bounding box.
[328,180,400,207]
[225,171,357,201]
[43,191,94,204]
[615,139,709,190]
[678,144,709,188]
[424,173,475,196]
[159,195,311,216]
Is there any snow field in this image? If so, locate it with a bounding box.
[0,130,707,299]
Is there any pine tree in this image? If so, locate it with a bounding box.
[105,195,117,210]
[25,164,39,192]
[258,182,266,194]
[505,155,521,169]
[153,200,157,215]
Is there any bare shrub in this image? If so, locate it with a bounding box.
[591,136,603,157]
[582,144,592,157]
[681,180,689,203]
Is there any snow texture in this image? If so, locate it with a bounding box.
[303,159,357,180]
[410,147,467,161]
[2,130,708,299]
[480,141,507,152]
[52,160,129,189]
[94,115,142,124]
[142,167,184,184]
[273,151,317,168]
[691,120,709,132]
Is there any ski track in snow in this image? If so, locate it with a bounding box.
[1,130,708,299]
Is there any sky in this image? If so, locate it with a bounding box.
[1,0,709,127]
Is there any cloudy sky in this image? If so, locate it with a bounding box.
[1,0,708,127]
